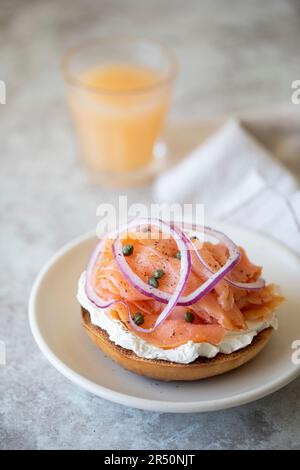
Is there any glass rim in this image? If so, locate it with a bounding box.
[61,36,178,96]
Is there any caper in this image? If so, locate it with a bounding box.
[154,269,164,279]
[122,244,134,256]
[133,312,144,326]
[184,311,195,323]
[148,277,159,288]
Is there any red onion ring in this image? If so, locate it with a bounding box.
[113,221,241,306]
[185,224,265,291]
[112,218,191,332]
[84,237,113,306]
[176,225,242,305]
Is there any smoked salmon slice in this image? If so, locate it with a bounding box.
[91,231,283,348]
[110,302,225,348]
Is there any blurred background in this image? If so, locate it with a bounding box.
[2,0,300,116]
[2,0,300,232]
[1,0,300,450]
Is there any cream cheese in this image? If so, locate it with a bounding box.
[77,272,277,364]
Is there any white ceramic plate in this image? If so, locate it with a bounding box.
[29,222,300,413]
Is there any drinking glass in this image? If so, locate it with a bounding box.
[62,37,177,186]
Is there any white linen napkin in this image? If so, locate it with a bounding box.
[153,119,300,255]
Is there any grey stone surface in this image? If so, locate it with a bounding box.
[1,0,300,450]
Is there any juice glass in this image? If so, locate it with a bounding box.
[62,37,177,185]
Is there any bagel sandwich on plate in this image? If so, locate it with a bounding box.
[77,218,284,381]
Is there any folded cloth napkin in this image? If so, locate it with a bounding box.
[153,119,300,255]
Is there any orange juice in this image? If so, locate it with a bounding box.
[68,63,171,173]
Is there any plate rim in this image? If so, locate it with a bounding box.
[28,226,300,413]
